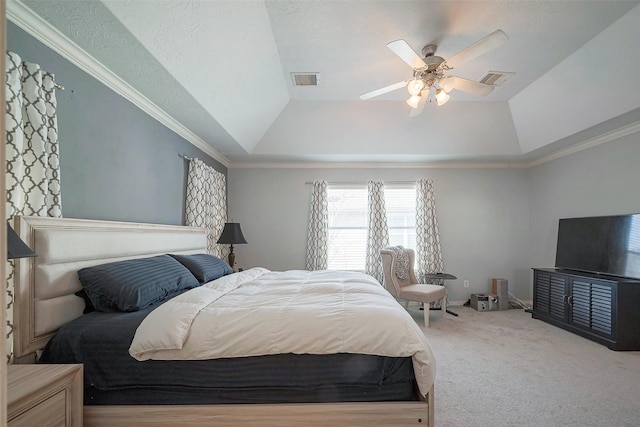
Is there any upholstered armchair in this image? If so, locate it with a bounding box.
[380,247,446,327]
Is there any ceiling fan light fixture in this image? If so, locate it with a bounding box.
[407,79,425,96]
[360,29,510,116]
[435,89,450,106]
[407,94,422,109]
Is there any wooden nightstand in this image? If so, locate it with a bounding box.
[8,364,83,427]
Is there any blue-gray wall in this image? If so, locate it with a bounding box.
[7,22,226,225]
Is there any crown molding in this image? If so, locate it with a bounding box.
[228,161,528,169]
[525,120,640,168]
[229,119,640,169]
[6,0,229,167]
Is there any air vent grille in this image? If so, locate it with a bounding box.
[291,72,320,86]
[479,71,515,86]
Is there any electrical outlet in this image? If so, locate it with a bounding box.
[464,280,469,288]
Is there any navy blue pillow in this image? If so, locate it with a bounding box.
[170,253,233,283]
[74,289,95,314]
[77,254,200,312]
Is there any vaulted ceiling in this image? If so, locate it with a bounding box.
[11,0,640,166]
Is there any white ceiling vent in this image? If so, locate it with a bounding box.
[479,71,515,86]
[291,72,320,86]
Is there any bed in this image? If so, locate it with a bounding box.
[12,215,435,426]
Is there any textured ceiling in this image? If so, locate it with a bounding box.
[13,0,640,165]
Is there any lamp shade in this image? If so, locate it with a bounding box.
[217,223,247,245]
[406,94,421,109]
[7,222,37,259]
[435,88,450,106]
[407,79,425,96]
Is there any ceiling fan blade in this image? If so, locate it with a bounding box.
[445,30,508,70]
[360,81,408,100]
[387,40,427,70]
[439,76,494,97]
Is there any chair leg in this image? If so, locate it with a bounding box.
[423,304,430,327]
[441,294,447,318]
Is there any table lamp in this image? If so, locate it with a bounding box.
[217,222,247,268]
[7,222,37,259]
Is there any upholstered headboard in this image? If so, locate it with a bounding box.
[12,216,207,362]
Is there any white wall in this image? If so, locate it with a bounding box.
[228,131,640,304]
[528,132,640,273]
[228,166,531,302]
[510,4,640,153]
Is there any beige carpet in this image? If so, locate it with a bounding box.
[409,305,640,427]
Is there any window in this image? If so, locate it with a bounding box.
[327,187,367,270]
[327,184,416,270]
[385,186,417,250]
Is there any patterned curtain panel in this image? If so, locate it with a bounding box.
[5,51,62,362]
[184,157,226,258]
[416,179,444,279]
[365,181,389,283]
[306,181,328,270]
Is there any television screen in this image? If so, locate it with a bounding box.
[555,214,640,280]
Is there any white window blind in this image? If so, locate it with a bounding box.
[386,186,417,250]
[327,187,368,270]
[327,184,416,270]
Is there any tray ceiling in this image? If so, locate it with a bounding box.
[12,0,640,166]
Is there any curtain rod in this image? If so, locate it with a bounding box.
[54,82,64,91]
[179,154,194,161]
[305,180,420,185]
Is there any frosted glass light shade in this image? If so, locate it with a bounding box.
[435,89,450,106]
[406,95,422,109]
[407,79,425,96]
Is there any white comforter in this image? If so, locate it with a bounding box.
[129,268,435,396]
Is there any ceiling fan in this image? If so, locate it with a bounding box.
[360,30,509,116]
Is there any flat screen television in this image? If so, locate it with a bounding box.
[555,214,640,280]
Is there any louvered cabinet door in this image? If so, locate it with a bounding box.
[569,279,614,337]
[533,270,568,322]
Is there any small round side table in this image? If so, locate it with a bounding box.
[420,273,459,317]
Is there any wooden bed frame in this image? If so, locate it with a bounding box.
[12,215,434,426]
